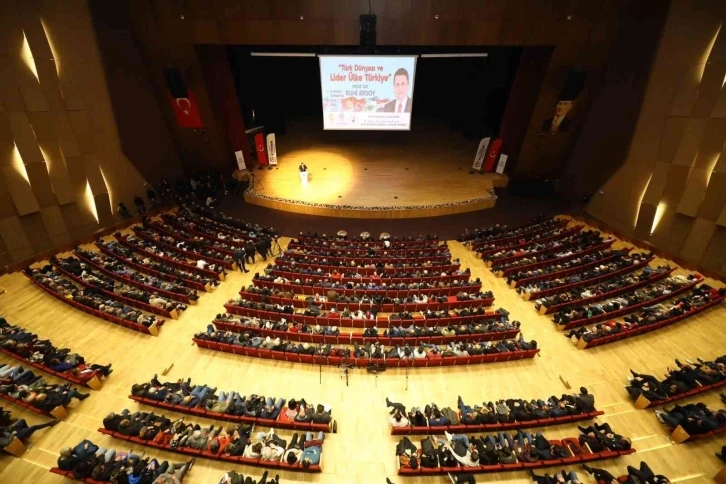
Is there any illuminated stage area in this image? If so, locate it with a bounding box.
[244,121,508,219]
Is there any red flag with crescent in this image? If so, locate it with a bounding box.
[255,132,268,166]
[483,138,502,172]
[168,90,203,128]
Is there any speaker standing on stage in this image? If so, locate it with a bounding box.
[299,163,308,172]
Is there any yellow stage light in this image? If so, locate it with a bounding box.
[85,180,99,223]
[11,143,31,184]
[651,202,666,234]
[21,31,39,81]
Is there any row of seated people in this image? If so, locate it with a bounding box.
[565,285,726,345]
[130,375,332,429]
[132,226,234,271]
[53,256,187,316]
[0,363,91,415]
[274,256,459,274]
[184,203,279,239]
[253,274,482,295]
[396,422,632,472]
[458,215,556,243]
[285,242,450,258]
[496,242,614,279]
[533,263,667,311]
[118,233,225,278]
[147,218,244,256]
[627,355,726,405]
[267,265,472,284]
[655,402,726,439]
[74,248,199,303]
[486,230,597,266]
[516,251,649,297]
[97,239,219,289]
[54,439,194,483]
[25,266,164,331]
[0,318,112,387]
[580,462,670,484]
[387,389,596,431]
[219,470,280,484]
[276,252,456,268]
[506,249,620,286]
[195,328,537,362]
[552,274,697,327]
[1,407,59,452]
[476,224,579,256]
[99,409,324,471]
[214,313,520,342]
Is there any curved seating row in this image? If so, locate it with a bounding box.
[281,252,451,265]
[238,290,494,311]
[225,303,500,329]
[146,220,239,260]
[512,250,627,288]
[478,226,582,259]
[268,269,470,285]
[524,254,651,301]
[212,319,520,345]
[577,294,726,349]
[274,259,461,275]
[74,250,194,305]
[287,242,450,257]
[633,379,726,409]
[127,394,331,433]
[194,338,539,367]
[391,410,604,435]
[497,240,615,277]
[132,226,236,272]
[556,277,700,331]
[253,279,483,298]
[397,438,636,475]
[670,422,726,444]
[177,208,264,242]
[0,391,68,419]
[539,267,673,316]
[468,219,567,249]
[115,235,223,281]
[297,235,442,248]
[50,261,176,320]
[95,426,323,473]
[24,271,158,336]
[485,229,588,267]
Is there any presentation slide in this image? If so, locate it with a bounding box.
[319,55,417,131]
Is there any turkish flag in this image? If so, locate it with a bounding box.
[483,138,502,172]
[168,90,203,128]
[255,132,268,166]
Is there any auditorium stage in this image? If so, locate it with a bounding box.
[244,120,508,219]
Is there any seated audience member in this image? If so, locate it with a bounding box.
[0,412,59,447]
[530,469,582,484]
[582,462,670,484]
[218,470,279,484]
[654,402,726,435]
[626,355,726,402]
[577,422,632,452]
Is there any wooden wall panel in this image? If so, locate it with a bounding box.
[657,117,689,164]
[694,118,726,169]
[668,64,706,117]
[2,165,40,216]
[7,112,44,164]
[0,216,32,262]
[23,161,56,208]
[671,118,706,167]
[692,61,726,117]
[680,217,717,261]
[699,171,726,220]
[0,57,26,112]
[676,167,710,217]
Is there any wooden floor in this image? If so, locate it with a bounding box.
[244,121,508,218]
[0,217,725,483]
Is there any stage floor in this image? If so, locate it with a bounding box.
[244,119,508,218]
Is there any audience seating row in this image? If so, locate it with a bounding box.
[238,290,494,311]
[226,303,499,329]
[633,379,726,409]
[498,240,615,278]
[127,394,331,433]
[525,254,650,302]
[115,235,223,281]
[577,294,726,349]
[540,267,673,316]
[512,250,626,288]
[485,229,588,267]
[193,338,539,367]
[397,439,636,475]
[96,426,322,473]
[0,391,68,419]
[50,261,176,320]
[97,243,210,292]
[391,410,604,435]
[468,219,568,249]
[146,220,239,261]
[274,259,461,275]
[24,271,158,336]
[281,252,452,265]
[287,241,450,256]
[73,250,194,305]
[478,225,582,259]
[132,226,235,272]
[670,422,726,444]
[268,270,470,286]
[253,279,482,298]
[557,277,701,331]
[212,319,520,345]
